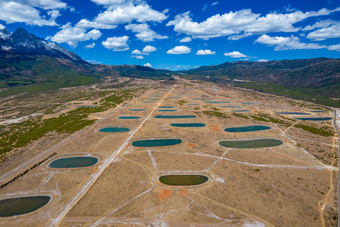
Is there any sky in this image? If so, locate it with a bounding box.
[0,0,339,70]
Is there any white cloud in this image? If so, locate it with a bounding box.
[144,63,152,67]
[133,55,144,59]
[196,49,215,55]
[306,22,340,41]
[224,51,247,58]
[143,45,156,53]
[328,43,340,51]
[76,19,117,29]
[85,43,95,48]
[50,23,102,47]
[125,23,167,42]
[91,0,128,6]
[167,45,191,54]
[0,24,5,29]
[90,3,167,29]
[211,2,219,6]
[18,0,67,10]
[257,59,269,62]
[302,19,337,31]
[180,37,192,42]
[166,7,340,40]
[131,49,144,55]
[102,35,129,51]
[255,34,325,50]
[0,1,60,26]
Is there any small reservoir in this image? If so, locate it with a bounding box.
[155,115,196,119]
[224,125,271,132]
[219,139,283,148]
[132,139,182,147]
[0,196,50,217]
[171,123,205,127]
[49,157,98,168]
[159,175,208,186]
[99,127,130,132]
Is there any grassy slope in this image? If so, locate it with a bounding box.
[237,82,340,107]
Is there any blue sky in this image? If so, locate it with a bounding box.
[0,0,339,70]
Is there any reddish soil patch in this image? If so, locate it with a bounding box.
[154,188,172,203]
[208,124,223,132]
[187,143,196,148]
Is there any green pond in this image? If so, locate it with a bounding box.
[132,139,182,147]
[221,106,242,108]
[158,109,177,112]
[159,175,208,186]
[205,101,230,104]
[49,157,98,168]
[130,109,146,111]
[277,112,310,115]
[99,127,130,132]
[155,115,196,119]
[159,106,173,108]
[242,102,258,105]
[219,139,283,148]
[0,196,50,217]
[232,110,250,112]
[171,123,205,127]
[224,125,271,132]
[310,110,327,113]
[295,117,332,121]
[119,116,141,119]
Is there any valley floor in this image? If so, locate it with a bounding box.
[0,79,338,226]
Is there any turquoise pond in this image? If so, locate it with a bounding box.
[159,106,173,108]
[221,106,242,108]
[155,115,196,119]
[143,101,154,103]
[130,109,146,111]
[171,123,205,127]
[0,196,51,217]
[49,157,98,168]
[99,127,130,132]
[205,101,230,104]
[224,125,271,132]
[295,117,332,121]
[158,109,177,112]
[232,110,250,112]
[132,139,182,147]
[119,116,141,119]
[277,112,311,115]
[219,139,283,148]
[159,175,208,186]
[242,102,258,105]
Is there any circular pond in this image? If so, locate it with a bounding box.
[0,196,50,217]
[154,115,196,119]
[171,123,205,127]
[232,110,250,112]
[132,139,182,147]
[159,175,208,186]
[219,139,283,148]
[119,116,141,119]
[130,109,146,111]
[277,112,310,115]
[224,125,271,132]
[49,156,98,168]
[159,106,173,108]
[295,117,332,121]
[99,127,130,132]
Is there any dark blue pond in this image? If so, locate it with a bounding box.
[242,102,258,105]
[99,127,130,132]
[119,116,141,119]
[171,123,206,127]
[219,139,283,148]
[132,139,182,147]
[0,196,51,217]
[130,109,146,111]
[295,117,332,121]
[155,115,196,119]
[49,157,98,168]
[159,106,174,108]
[224,125,271,132]
[277,112,311,115]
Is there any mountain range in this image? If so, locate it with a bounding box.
[0,27,339,106]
